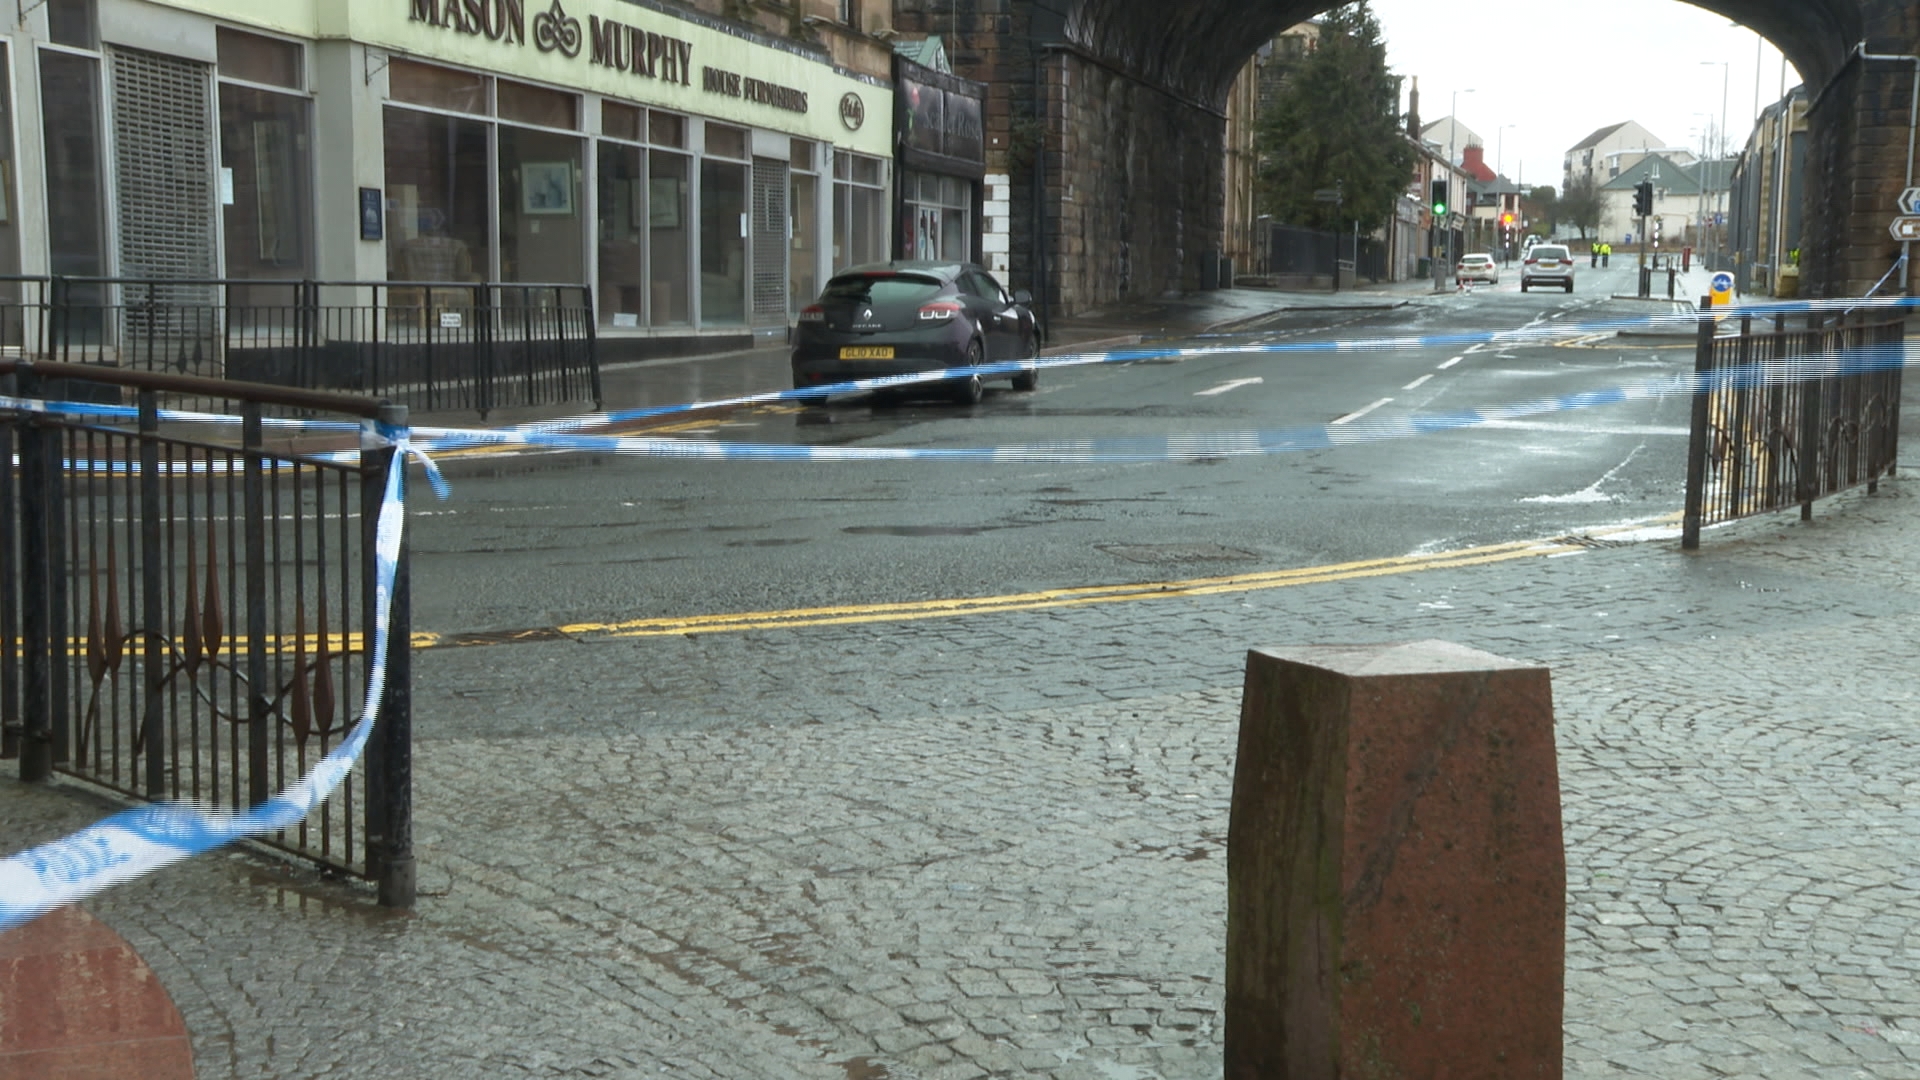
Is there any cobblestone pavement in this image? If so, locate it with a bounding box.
[9,473,1920,1079]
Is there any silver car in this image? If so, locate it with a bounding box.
[1520,244,1575,293]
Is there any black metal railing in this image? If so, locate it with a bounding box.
[1682,304,1906,548]
[1234,223,1389,285]
[0,359,415,905]
[3,276,601,420]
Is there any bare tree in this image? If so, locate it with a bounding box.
[1557,171,1607,241]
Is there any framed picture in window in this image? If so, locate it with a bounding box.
[522,161,574,215]
[648,177,681,229]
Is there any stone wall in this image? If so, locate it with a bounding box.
[1802,0,1920,298]
[1042,52,1224,312]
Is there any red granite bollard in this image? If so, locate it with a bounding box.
[1226,641,1565,1079]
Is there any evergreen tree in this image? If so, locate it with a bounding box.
[1253,3,1414,234]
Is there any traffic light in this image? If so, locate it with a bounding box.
[1430,178,1447,216]
[1633,180,1654,217]
[1501,213,1515,227]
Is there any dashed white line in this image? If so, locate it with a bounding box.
[1402,373,1434,390]
[1439,356,1463,369]
[1332,398,1393,425]
[1195,377,1264,396]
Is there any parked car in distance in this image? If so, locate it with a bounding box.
[1455,253,1499,284]
[791,260,1039,405]
[1520,244,1576,293]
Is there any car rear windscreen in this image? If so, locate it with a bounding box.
[1534,247,1569,260]
[822,275,944,305]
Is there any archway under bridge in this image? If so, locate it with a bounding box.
[894,0,1917,313]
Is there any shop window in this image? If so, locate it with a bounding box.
[0,48,23,348]
[596,141,645,326]
[649,110,686,148]
[47,0,96,49]
[389,59,485,114]
[699,157,747,324]
[790,138,813,172]
[705,123,746,160]
[789,171,817,310]
[219,84,312,278]
[216,27,301,89]
[833,150,885,271]
[498,78,576,129]
[498,124,585,284]
[42,51,105,276]
[602,101,643,142]
[649,152,691,325]
[383,107,491,282]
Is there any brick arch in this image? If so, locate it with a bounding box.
[1061,0,1860,108]
[980,0,1914,308]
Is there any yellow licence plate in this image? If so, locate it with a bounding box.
[840,346,895,360]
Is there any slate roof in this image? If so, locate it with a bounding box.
[1600,154,1702,196]
[1567,122,1632,151]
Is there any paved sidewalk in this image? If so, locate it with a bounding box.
[8,278,1920,1079]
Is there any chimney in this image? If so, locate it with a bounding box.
[1462,143,1494,182]
[1407,76,1420,138]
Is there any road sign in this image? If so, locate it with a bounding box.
[1313,189,1342,203]
[1710,271,1734,309]
[1900,187,1920,215]
[1891,215,1920,241]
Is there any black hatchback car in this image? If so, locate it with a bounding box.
[791,261,1040,404]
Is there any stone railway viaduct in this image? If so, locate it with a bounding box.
[892,0,1919,314]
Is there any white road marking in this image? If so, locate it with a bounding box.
[1520,443,1649,504]
[1195,377,1264,396]
[1331,398,1393,425]
[1402,374,1434,391]
[1439,356,1463,369]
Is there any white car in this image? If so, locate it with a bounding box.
[1520,244,1576,293]
[1455,253,1499,284]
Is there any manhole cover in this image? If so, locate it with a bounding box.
[1098,543,1258,563]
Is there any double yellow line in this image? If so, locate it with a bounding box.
[415,530,1648,649]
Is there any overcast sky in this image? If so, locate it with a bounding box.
[1364,0,1801,192]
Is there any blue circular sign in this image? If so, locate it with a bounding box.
[1711,271,1734,292]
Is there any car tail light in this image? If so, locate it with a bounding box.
[798,304,825,324]
[918,301,962,321]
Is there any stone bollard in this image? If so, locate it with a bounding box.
[1226,641,1564,1079]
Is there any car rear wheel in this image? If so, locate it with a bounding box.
[1565,282,1574,293]
[952,339,985,405]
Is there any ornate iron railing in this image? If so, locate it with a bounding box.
[0,359,414,905]
[1682,304,1907,548]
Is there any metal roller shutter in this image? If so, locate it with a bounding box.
[751,156,789,325]
[110,47,218,366]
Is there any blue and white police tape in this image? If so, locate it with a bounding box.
[405,294,1920,452]
[0,423,414,933]
[397,341,1915,465]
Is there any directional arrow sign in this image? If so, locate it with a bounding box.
[1901,187,1920,215]
[1892,214,1920,242]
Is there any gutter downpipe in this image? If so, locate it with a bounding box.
[1845,42,1919,296]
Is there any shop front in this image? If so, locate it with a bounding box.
[892,56,985,267]
[15,0,895,363]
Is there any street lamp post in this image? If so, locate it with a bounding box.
[1444,89,1474,284]
[1496,124,1516,260]
[1702,60,1729,269]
